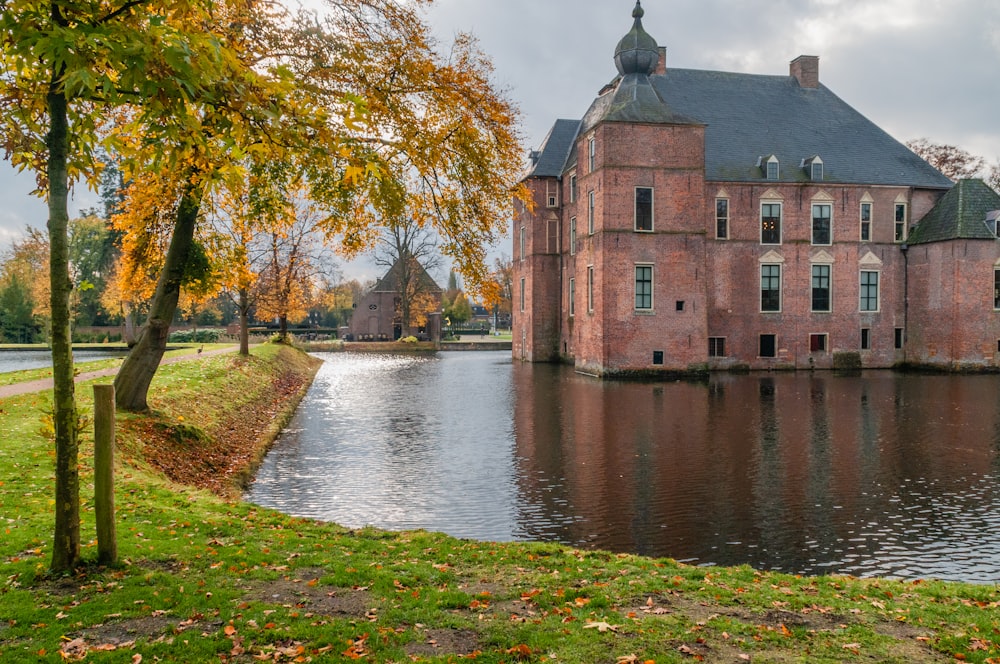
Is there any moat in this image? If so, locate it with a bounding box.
[246,351,1000,583]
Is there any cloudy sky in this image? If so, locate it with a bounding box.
[3,0,999,276]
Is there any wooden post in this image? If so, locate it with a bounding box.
[93,384,117,565]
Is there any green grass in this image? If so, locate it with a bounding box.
[2,344,1000,662]
[0,344,234,387]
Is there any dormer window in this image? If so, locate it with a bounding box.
[987,210,1000,237]
[803,155,823,181]
[759,155,779,180]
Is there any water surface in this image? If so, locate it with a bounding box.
[247,352,1000,583]
[0,348,127,374]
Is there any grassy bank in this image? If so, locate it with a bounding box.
[1,346,999,662]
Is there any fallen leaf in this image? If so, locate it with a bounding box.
[584,621,619,633]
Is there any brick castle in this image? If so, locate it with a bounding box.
[513,1,1000,375]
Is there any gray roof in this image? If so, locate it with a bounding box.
[525,118,580,178]
[529,67,953,190]
[906,179,1000,245]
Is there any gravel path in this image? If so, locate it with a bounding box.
[0,346,238,399]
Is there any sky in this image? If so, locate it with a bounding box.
[2,0,999,280]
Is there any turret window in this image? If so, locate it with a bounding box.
[635,187,653,231]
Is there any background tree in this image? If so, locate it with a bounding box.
[907,138,990,181]
[253,196,335,343]
[444,290,472,327]
[374,218,442,336]
[490,254,514,329]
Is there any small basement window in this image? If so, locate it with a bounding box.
[652,351,664,365]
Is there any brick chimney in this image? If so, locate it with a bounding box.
[654,46,667,75]
[790,55,819,88]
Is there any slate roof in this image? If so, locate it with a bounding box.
[906,179,1000,245]
[373,255,442,294]
[528,69,953,190]
[525,118,580,178]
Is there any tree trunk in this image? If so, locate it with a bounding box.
[278,314,288,342]
[47,83,81,573]
[122,301,138,346]
[114,181,203,412]
[238,287,250,356]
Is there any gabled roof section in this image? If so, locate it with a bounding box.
[373,255,442,294]
[907,179,1000,245]
[525,119,581,178]
[649,69,953,188]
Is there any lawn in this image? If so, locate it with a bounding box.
[1,343,998,662]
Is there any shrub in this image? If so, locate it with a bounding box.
[400,336,418,344]
[168,329,222,343]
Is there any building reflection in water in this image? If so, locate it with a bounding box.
[511,364,1000,581]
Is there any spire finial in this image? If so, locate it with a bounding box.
[615,0,659,76]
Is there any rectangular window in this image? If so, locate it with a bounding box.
[568,278,575,317]
[994,268,1000,309]
[761,264,781,312]
[811,264,831,312]
[759,334,777,358]
[635,264,653,310]
[588,191,595,234]
[761,202,782,244]
[708,337,726,357]
[635,187,653,231]
[811,161,824,181]
[766,160,779,180]
[519,226,525,261]
[894,203,907,242]
[860,202,872,242]
[569,174,577,203]
[895,327,904,349]
[860,270,880,312]
[716,198,729,239]
[588,137,596,172]
[861,328,871,350]
[569,217,577,256]
[809,333,828,352]
[587,266,595,312]
[812,203,832,245]
[519,277,525,312]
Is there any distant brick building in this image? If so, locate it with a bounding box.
[348,257,442,341]
[514,1,1000,374]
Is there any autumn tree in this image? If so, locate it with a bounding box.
[0,0,282,570]
[0,230,50,342]
[254,196,336,342]
[490,254,514,328]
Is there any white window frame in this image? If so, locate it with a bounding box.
[634,186,654,232]
[588,137,596,172]
[519,277,525,312]
[569,277,575,317]
[569,217,577,256]
[708,337,726,357]
[860,201,872,242]
[715,197,729,240]
[811,263,832,313]
[894,202,908,243]
[588,190,595,235]
[587,265,595,312]
[809,333,829,353]
[761,201,782,245]
[860,270,880,312]
[519,225,525,261]
[634,263,653,311]
[811,203,832,246]
[569,173,577,203]
[765,155,779,180]
[761,263,782,312]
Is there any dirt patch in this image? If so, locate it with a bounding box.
[125,365,313,498]
[242,575,376,619]
[80,614,176,645]
[404,628,481,658]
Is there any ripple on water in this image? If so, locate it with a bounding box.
[247,357,1000,583]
